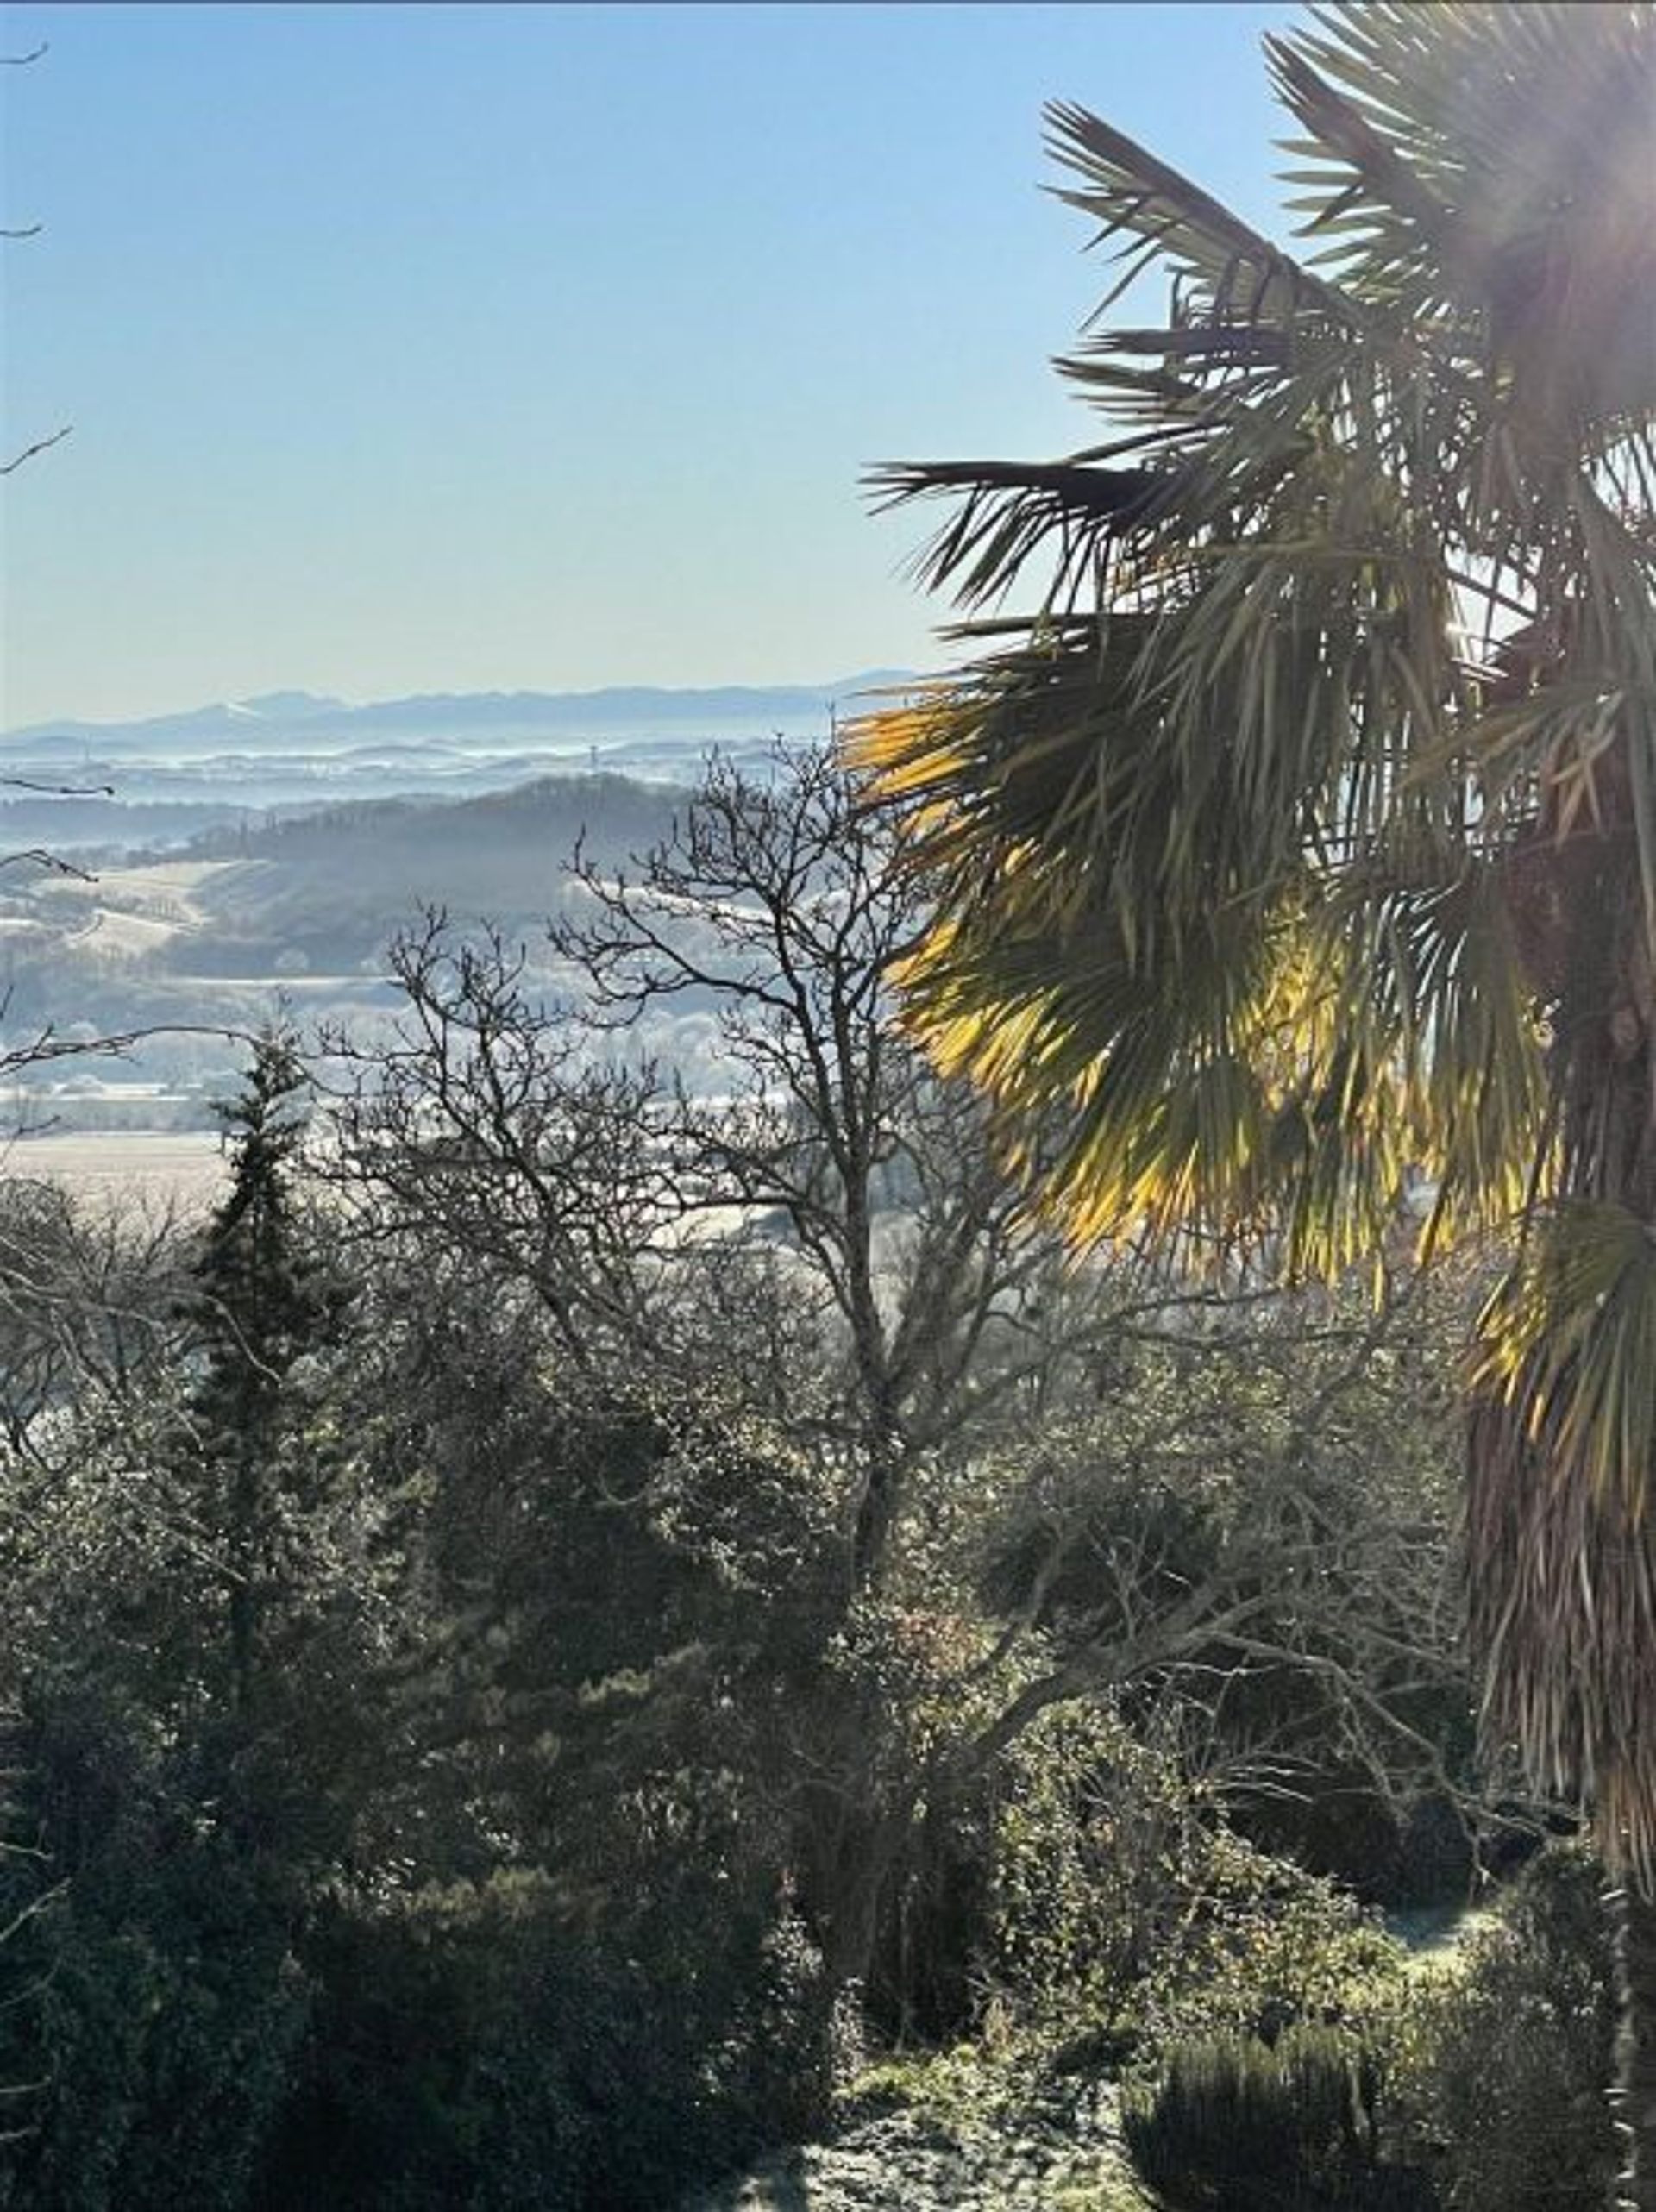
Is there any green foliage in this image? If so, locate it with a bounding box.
[259,1873,830,2212]
[845,2043,1014,2130]
[1388,1845,1615,2211]
[0,1044,394,2209]
[282,1262,844,2201]
[972,1280,1472,1908]
[1129,1828,1407,2053]
[989,1705,1408,2056]
[990,1708,1204,2037]
[1118,1845,1615,2212]
[0,1719,312,2212]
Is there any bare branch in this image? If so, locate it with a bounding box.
[0,849,97,881]
[0,425,72,477]
[0,776,116,799]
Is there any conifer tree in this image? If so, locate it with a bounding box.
[187,1032,346,1731]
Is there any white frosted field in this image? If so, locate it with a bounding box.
[3,1129,228,1212]
[71,907,189,956]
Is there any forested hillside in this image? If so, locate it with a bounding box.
[174,774,690,972]
[0,774,693,1127]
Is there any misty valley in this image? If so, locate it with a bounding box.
[0,681,894,1158]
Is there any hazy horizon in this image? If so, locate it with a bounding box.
[3,2,1294,730]
[0,666,917,743]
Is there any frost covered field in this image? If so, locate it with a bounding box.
[3,1128,227,1210]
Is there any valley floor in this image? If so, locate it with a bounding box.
[3,1127,227,1209]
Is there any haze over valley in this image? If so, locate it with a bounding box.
[1,674,901,1169]
[1,674,908,845]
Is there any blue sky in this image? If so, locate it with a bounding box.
[3,2,1296,727]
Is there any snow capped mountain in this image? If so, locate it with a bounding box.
[0,674,924,849]
[3,674,917,759]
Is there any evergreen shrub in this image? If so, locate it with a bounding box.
[1122,2023,1433,2211]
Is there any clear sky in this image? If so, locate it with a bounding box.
[2,1,1296,729]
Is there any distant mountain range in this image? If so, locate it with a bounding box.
[2,674,919,761]
[0,674,923,850]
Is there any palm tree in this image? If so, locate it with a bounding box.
[854,2,1656,2195]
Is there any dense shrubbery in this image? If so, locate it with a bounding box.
[1389,1846,1615,2211]
[988,1707,1408,2061]
[254,1875,831,2212]
[1111,1845,1615,2212]
[0,1039,1493,2208]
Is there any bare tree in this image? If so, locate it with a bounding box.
[554,743,1059,1585]
[0,1181,188,1468]
[329,747,1094,1592]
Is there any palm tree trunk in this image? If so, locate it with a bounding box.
[1613,1882,1656,2209]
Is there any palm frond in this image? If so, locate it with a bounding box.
[1471,1200,1656,1872]
[1474,1203,1656,1512]
[1270,3,1656,423]
[1043,98,1314,326]
[863,458,1182,614]
[853,636,1490,1275]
